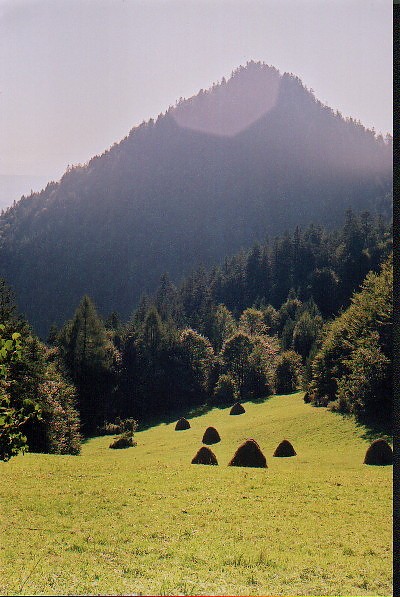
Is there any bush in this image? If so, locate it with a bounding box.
[38,368,81,455]
[98,418,137,436]
[274,351,303,394]
[211,374,238,405]
[107,418,137,449]
[22,348,81,456]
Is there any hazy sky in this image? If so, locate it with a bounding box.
[0,0,392,189]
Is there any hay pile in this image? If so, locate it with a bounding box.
[364,438,393,465]
[175,417,191,431]
[273,439,297,457]
[109,436,134,449]
[202,426,221,445]
[230,402,245,415]
[228,439,267,468]
[191,446,218,465]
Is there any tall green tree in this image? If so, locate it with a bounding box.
[59,295,115,431]
[310,255,392,421]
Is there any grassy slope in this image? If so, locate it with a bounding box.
[0,393,392,596]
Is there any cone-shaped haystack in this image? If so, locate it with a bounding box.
[175,417,191,431]
[229,439,267,468]
[364,439,393,465]
[273,439,297,457]
[230,402,245,415]
[191,446,218,465]
[202,426,221,445]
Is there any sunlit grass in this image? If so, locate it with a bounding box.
[0,393,392,596]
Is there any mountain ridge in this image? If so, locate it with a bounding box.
[0,61,392,335]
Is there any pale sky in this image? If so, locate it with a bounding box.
[0,0,393,202]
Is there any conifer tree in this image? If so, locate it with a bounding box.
[58,295,114,431]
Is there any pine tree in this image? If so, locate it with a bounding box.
[58,295,114,431]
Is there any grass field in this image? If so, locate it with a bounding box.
[0,393,392,596]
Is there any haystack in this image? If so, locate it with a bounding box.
[109,436,134,449]
[202,426,221,445]
[230,402,245,415]
[364,438,393,465]
[273,439,297,457]
[228,439,267,468]
[191,446,218,465]
[175,417,191,430]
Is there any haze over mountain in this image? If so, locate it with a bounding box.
[0,175,50,211]
[0,62,392,336]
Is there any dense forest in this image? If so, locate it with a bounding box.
[0,62,392,336]
[2,208,391,459]
[0,63,392,460]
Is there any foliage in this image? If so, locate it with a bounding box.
[0,324,41,461]
[58,295,116,432]
[211,374,238,405]
[274,350,303,394]
[98,417,138,436]
[0,62,392,337]
[239,308,269,337]
[35,352,81,455]
[208,304,236,352]
[178,328,215,394]
[221,332,278,400]
[292,310,323,360]
[109,418,137,449]
[0,280,81,457]
[309,255,392,422]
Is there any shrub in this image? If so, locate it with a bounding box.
[98,418,137,436]
[23,349,81,456]
[108,418,137,450]
[211,374,238,405]
[97,422,121,435]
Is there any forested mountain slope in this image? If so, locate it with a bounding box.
[0,62,392,336]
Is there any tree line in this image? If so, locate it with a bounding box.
[0,209,392,459]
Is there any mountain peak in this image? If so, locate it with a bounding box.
[172,61,283,137]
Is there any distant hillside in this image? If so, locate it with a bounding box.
[0,61,392,336]
[0,175,50,211]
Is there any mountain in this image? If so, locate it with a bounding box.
[0,175,51,211]
[0,62,392,336]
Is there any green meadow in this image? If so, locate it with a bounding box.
[1,393,392,596]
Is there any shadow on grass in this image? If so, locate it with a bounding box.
[327,410,392,444]
[354,415,392,444]
[136,393,274,432]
